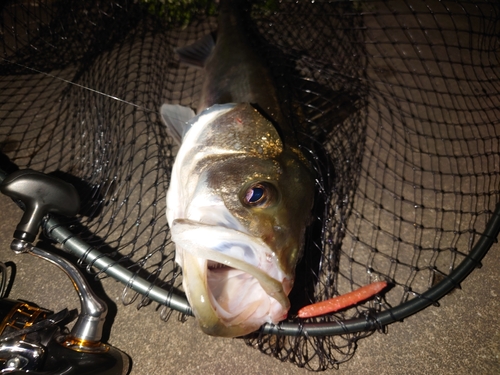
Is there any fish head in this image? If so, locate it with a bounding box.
[166,103,314,337]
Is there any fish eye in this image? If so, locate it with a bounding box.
[241,182,277,208]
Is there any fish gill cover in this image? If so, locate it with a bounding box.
[0,0,499,370]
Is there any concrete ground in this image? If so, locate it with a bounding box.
[0,192,498,374]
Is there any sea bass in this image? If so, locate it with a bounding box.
[161,0,315,337]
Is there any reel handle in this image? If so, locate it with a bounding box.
[0,169,80,243]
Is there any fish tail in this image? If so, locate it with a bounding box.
[217,0,253,31]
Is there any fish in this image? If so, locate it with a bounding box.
[161,0,315,337]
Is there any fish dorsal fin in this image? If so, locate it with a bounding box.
[160,104,196,145]
[176,33,216,68]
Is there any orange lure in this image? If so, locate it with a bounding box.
[298,281,388,318]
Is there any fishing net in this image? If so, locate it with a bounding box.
[0,0,499,371]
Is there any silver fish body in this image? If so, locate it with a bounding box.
[162,1,314,337]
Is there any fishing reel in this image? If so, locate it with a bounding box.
[0,169,130,374]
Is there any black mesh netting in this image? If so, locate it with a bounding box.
[0,0,499,371]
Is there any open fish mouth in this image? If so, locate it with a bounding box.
[171,219,292,337]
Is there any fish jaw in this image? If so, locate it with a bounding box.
[171,219,292,337]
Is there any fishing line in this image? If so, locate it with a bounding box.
[0,57,159,115]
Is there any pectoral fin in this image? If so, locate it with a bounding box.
[160,104,196,145]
